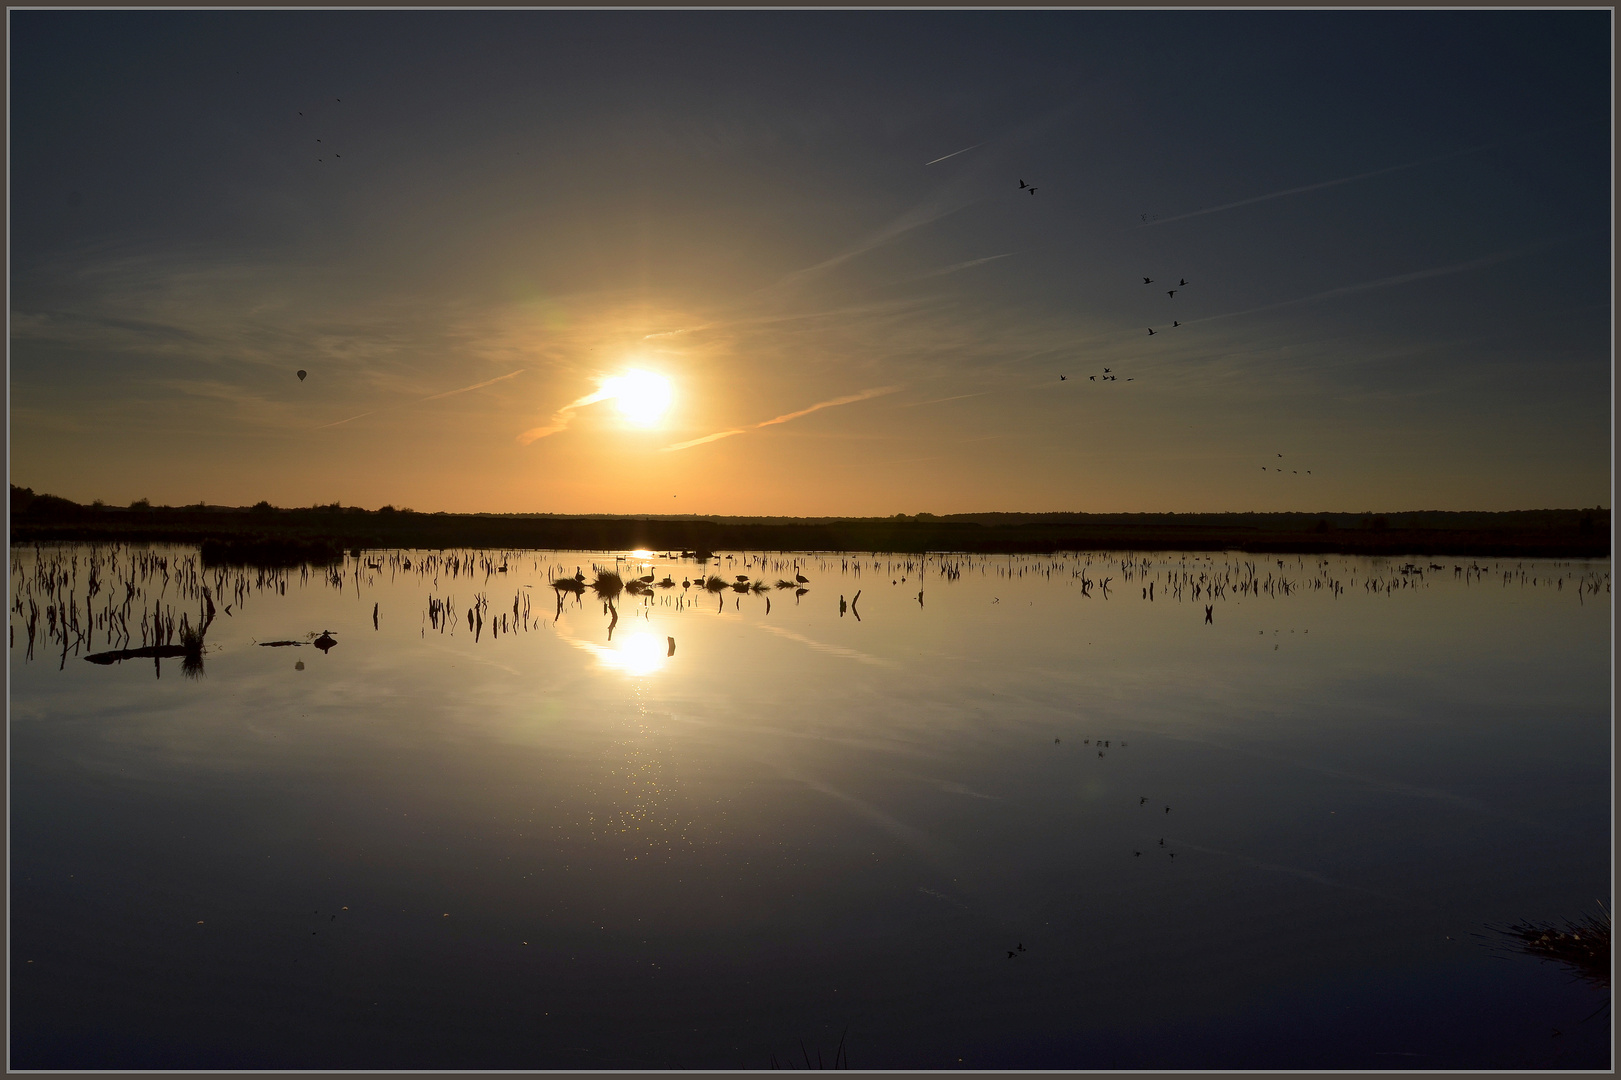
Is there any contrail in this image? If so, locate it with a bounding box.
[901,389,998,409]
[316,410,376,429]
[661,385,902,452]
[317,370,525,429]
[768,197,978,291]
[925,142,983,166]
[1188,239,1565,327]
[421,368,524,401]
[1141,139,1502,228]
[900,252,1017,284]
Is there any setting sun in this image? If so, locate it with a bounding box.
[604,370,673,428]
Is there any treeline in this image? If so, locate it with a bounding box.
[8,486,1610,560]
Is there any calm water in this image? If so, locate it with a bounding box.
[9,544,1612,1069]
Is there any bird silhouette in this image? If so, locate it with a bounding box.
[1019,180,1028,189]
[1179,279,1188,286]
[1103,368,1111,373]
[1060,375,1066,381]
[1172,320,1179,327]
[1166,290,1177,298]
[1147,328,1156,335]
[1164,806,1171,813]
[1007,951,1017,959]
[1140,796,1147,804]
[1089,376,1095,381]
[1142,277,1154,284]
[1017,943,1025,952]
[1027,187,1037,195]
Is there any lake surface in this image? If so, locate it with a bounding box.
[9,544,1612,1069]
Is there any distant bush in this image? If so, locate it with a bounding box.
[250,500,275,514]
[131,497,151,510]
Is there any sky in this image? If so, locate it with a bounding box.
[9,9,1612,516]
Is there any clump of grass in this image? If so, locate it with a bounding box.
[590,569,624,601]
[552,576,585,596]
[703,576,729,594]
[179,616,206,679]
[1497,901,1611,987]
[775,579,798,590]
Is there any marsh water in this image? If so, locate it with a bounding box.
[9,543,1611,1069]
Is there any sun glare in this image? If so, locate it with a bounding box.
[598,631,667,677]
[604,369,673,428]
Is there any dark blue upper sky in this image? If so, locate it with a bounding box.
[10,10,1611,514]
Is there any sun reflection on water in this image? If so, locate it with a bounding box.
[579,630,667,677]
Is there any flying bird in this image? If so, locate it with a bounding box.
[1179,279,1188,286]
[1172,321,1179,327]
[1147,328,1156,335]
[1019,180,1028,188]
[1142,277,1154,284]
[1027,187,1037,195]
[1060,375,1066,381]
[1103,368,1111,373]
[1088,376,1095,381]
[1166,290,1177,298]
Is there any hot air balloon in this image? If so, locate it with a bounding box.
[297,370,307,382]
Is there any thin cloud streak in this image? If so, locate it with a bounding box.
[898,252,1017,285]
[767,197,979,291]
[661,385,902,452]
[901,390,998,409]
[1188,240,1563,327]
[421,368,524,401]
[317,410,377,429]
[1141,140,1501,228]
[517,386,615,445]
[925,142,983,166]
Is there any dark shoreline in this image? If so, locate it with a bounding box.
[9,490,1609,561]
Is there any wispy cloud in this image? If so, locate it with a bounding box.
[421,368,524,401]
[316,410,378,430]
[896,252,1017,285]
[661,385,902,452]
[517,385,617,445]
[1141,140,1503,229]
[767,196,980,292]
[1189,240,1562,327]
